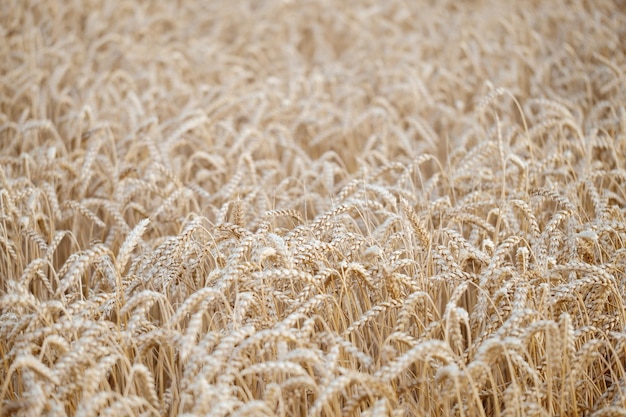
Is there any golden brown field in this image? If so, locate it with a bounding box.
[2,0,626,416]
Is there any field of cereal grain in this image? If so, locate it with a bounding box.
[2,1,626,416]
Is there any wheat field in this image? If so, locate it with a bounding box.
[2,0,626,416]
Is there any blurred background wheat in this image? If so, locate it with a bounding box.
[2,0,626,416]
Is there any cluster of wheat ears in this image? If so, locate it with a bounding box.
[2,0,626,416]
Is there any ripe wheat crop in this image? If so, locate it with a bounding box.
[2,0,626,416]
